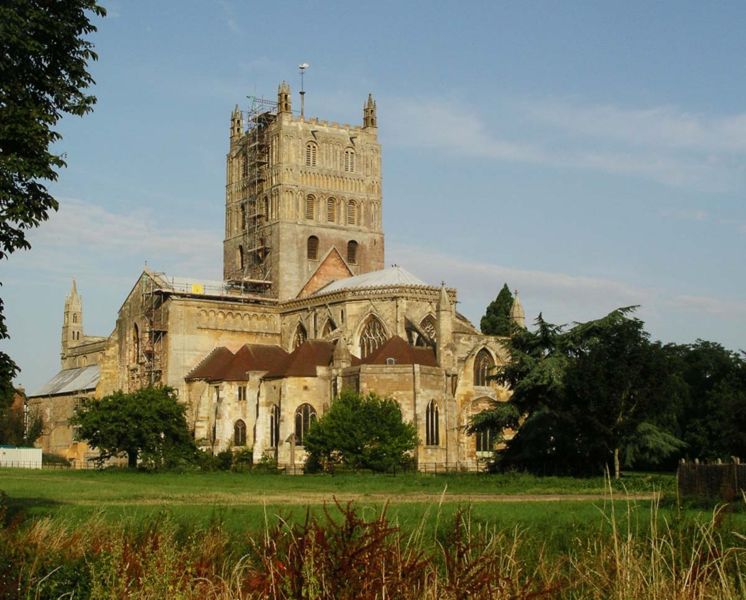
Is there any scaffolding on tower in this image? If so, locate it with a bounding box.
[228,95,278,294]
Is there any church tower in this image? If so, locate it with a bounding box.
[61,279,83,356]
[223,83,384,300]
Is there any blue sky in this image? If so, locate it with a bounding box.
[3,1,745,392]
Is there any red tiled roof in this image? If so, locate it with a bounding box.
[361,335,438,367]
[264,340,336,378]
[186,344,289,382]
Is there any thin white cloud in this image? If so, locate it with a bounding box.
[381,96,746,192]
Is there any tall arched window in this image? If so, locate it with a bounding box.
[360,315,387,358]
[72,314,78,324]
[305,142,318,167]
[426,400,440,446]
[307,235,319,260]
[234,419,247,446]
[293,323,307,350]
[327,197,336,222]
[347,240,358,264]
[347,200,357,225]
[295,403,317,445]
[305,194,315,220]
[476,429,495,453]
[132,323,140,364]
[237,245,244,270]
[270,404,280,447]
[474,348,495,387]
[344,148,355,172]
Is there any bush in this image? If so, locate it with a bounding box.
[42,453,70,467]
[231,447,253,472]
[304,390,418,473]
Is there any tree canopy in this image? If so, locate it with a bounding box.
[71,387,196,469]
[304,390,418,473]
[480,284,514,336]
[471,308,685,478]
[0,0,105,413]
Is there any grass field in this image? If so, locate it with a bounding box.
[1,469,744,598]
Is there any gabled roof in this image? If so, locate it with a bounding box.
[264,340,337,378]
[30,365,100,397]
[313,266,429,296]
[298,247,354,297]
[361,336,438,367]
[186,344,289,382]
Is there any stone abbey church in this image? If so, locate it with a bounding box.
[30,83,525,471]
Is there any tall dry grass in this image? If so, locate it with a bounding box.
[0,491,743,599]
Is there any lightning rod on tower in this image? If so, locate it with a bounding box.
[299,63,309,119]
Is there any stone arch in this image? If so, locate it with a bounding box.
[292,322,307,350]
[357,313,389,359]
[473,347,496,387]
[322,317,337,337]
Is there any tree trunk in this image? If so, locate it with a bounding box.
[613,447,620,480]
[128,450,137,469]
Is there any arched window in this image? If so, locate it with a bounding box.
[293,323,307,350]
[344,148,355,172]
[307,235,319,260]
[426,400,439,446]
[322,318,336,337]
[270,404,280,447]
[327,197,336,222]
[72,314,78,324]
[347,200,357,225]
[237,245,244,270]
[476,429,495,453]
[360,315,387,358]
[133,323,140,363]
[347,240,358,264]
[295,403,317,445]
[234,419,247,446]
[305,142,318,167]
[474,348,494,387]
[305,195,315,220]
[416,315,437,346]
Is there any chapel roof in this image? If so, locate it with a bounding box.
[30,365,100,398]
[361,335,438,367]
[313,266,430,296]
[185,344,289,382]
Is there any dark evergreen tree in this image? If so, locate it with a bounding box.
[480,284,514,336]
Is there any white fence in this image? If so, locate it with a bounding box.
[0,447,43,469]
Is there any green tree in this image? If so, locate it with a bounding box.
[0,388,43,446]
[71,387,196,469]
[304,390,418,473]
[0,1,105,417]
[480,284,514,336]
[471,308,684,478]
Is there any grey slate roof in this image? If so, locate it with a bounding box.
[30,365,99,397]
[314,266,430,295]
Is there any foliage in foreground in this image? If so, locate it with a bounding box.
[304,390,418,473]
[71,386,196,468]
[0,491,744,600]
[0,0,105,412]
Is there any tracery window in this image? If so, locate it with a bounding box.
[426,400,440,446]
[360,315,387,358]
[326,197,336,222]
[344,148,355,172]
[347,200,357,225]
[305,195,316,220]
[234,419,247,446]
[305,142,318,167]
[293,323,307,350]
[347,240,358,265]
[270,404,280,447]
[307,236,319,260]
[295,403,317,445]
[476,429,495,453]
[474,348,494,387]
[414,315,437,346]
